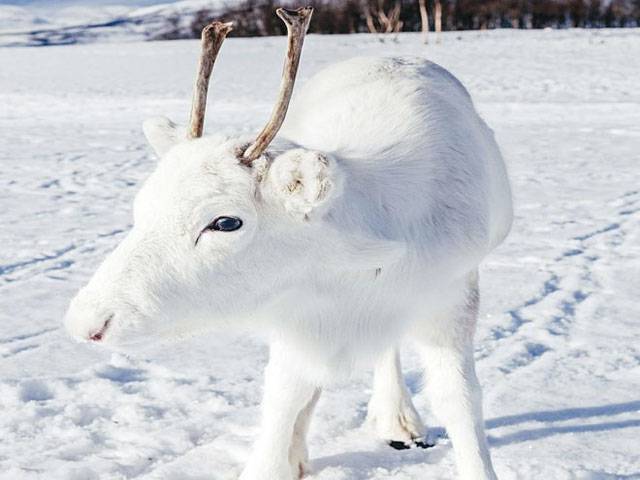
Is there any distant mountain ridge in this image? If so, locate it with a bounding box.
[0,0,238,47]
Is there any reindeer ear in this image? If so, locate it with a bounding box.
[261,149,344,220]
[142,116,186,158]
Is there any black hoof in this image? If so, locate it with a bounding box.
[387,438,436,451]
[414,439,436,449]
[388,440,411,450]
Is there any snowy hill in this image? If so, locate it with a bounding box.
[1,28,639,479]
[0,0,239,46]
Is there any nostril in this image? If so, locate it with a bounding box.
[89,315,113,342]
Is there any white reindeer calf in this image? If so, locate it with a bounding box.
[65,7,512,480]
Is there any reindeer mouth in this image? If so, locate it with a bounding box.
[89,315,113,342]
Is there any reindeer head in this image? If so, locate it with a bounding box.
[64,7,404,346]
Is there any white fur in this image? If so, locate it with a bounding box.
[65,56,512,480]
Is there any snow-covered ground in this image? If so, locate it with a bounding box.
[1,28,640,479]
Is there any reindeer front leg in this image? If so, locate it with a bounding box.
[366,347,428,449]
[240,343,319,480]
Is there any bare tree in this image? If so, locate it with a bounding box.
[418,0,430,43]
[167,0,639,40]
[435,0,442,42]
[363,0,404,34]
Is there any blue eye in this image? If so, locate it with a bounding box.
[195,216,243,246]
[209,216,243,232]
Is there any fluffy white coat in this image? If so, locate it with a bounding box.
[65,56,513,480]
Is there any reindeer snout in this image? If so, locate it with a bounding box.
[88,315,113,342]
[64,290,115,343]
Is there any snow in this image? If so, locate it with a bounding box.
[1,28,640,479]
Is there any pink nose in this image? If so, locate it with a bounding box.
[89,317,112,342]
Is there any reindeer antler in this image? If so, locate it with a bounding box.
[242,7,313,163]
[188,21,233,139]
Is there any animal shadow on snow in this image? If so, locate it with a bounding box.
[96,364,147,383]
[486,400,640,447]
[312,401,640,475]
[313,446,448,478]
